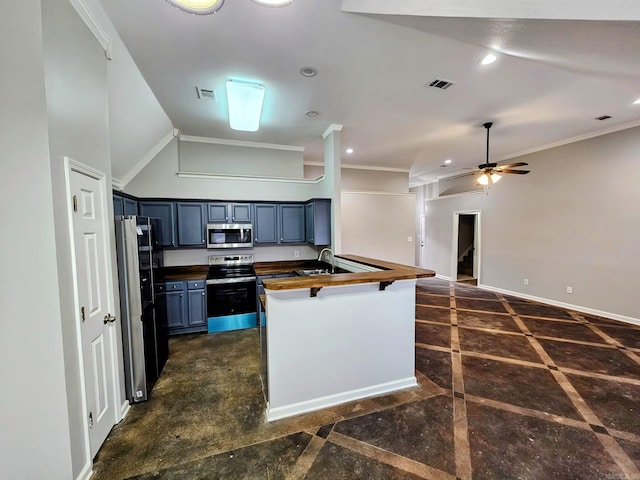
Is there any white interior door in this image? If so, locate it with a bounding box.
[69,165,117,456]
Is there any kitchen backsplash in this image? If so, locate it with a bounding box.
[163,244,321,266]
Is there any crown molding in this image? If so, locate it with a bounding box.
[304,161,409,173]
[68,0,113,59]
[121,129,179,187]
[111,177,124,191]
[179,135,304,152]
[176,172,324,184]
[322,124,343,139]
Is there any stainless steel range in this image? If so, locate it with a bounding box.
[206,255,257,333]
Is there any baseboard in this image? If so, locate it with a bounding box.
[76,460,93,480]
[478,284,640,326]
[435,274,452,281]
[266,376,418,422]
[119,400,130,422]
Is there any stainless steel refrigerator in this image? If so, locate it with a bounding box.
[115,215,168,403]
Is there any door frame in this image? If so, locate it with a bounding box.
[63,157,123,461]
[451,210,481,282]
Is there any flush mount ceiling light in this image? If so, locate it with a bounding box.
[226,80,265,132]
[480,53,497,65]
[164,0,224,15]
[346,148,354,154]
[251,0,295,6]
[444,159,452,164]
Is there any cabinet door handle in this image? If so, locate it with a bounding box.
[202,292,205,296]
[180,293,183,297]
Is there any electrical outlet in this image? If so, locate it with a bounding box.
[294,250,300,258]
[408,236,413,242]
[524,279,529,286]
[566,286,573,294]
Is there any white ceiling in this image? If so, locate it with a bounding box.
[97,0,640,185]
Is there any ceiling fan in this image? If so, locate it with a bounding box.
[475,122,530,186]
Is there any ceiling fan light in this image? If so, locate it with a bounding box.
[164,0,224,14]
[477,173,489,186]
[250,0,295,6]
[491,173,502,184]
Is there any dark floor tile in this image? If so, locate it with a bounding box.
[509,302,574,320]
[126,432,312,480]
[453,286,500,301]
[416,305,451,324]
[416,293,450,308]
[417,278,451,289]
[522,318,606,344]
[467,402,624,480]
[415,322,450,348]
[617,438,640,470]
[462,356,581,419]
[582,314,635,327]
[333,396,455,474]
[305,441,424,480]
[416,286,451,297]
[316,423,335,439]
[456,310,520,333]
[539,339,640,380]
[459,328,541,363]
[455,297,508,314]
[597,325,640,350]
[416,347,452,390]
[567,374,640,436]
[501,294,535,304]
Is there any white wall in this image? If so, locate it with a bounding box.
[341,191,416,265]
[422,126,640,320]
[42,0,118,476]
[305,164,409,193]
[0,2,73,478]
[126,138,323,201]
[180,141,304,178]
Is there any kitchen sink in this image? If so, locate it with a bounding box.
[295,269,332,276]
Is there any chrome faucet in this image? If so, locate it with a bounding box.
[317,248,335,273]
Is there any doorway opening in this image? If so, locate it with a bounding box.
[451,211,481,285]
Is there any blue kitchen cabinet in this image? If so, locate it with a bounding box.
[305,199,331,246]
[208,202,253,223]
[123,197,138,216]
[254,204,278,244]
[279,204,305,243]
[113,195,124,217]
[166,280,207,334]
[139,201,177,247]
[176,202,206,246]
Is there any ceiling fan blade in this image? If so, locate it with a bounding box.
[497,162,528,169]
[499,169,530,174]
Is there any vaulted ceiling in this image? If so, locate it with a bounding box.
[98,0,640,185]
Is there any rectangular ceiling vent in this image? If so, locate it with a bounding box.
[196,87,216,101]
[427,78,455,90]
[595,115,612,121]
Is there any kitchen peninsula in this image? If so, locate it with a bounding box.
[257,255,435,421]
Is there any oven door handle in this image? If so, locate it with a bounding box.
[206,276,257,285]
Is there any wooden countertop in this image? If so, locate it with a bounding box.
[161,265,208,281]
[260,254,435,291]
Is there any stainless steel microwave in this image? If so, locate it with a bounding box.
[206,224,253,249]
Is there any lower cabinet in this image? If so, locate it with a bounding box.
[166,280,207,335]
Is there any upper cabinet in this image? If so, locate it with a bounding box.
[254,204,278,244]
[207,202,253,224]
[279,204,305,243]
[113,193,137,217]
[305,199,331,246]
[176,202,206,246]
[123,197,138,216]
[139,201,177,247]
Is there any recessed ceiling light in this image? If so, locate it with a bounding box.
[480,54,497,65]
[164,0,224,15]
[346,148,354,154]
[305,110,318,117]
[444,159,452,164]
[299,67,317,78]
[634,98,640,105]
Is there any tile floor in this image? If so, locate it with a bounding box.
[93,278,640,479]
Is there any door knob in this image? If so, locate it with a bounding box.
[103,313,117,324]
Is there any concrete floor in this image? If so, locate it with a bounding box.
[93,278,640,479]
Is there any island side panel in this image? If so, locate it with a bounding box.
[265,279,417,421]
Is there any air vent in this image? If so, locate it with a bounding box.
[427,78,455,90]
[196,87,216,101]
[595,115,612,121]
